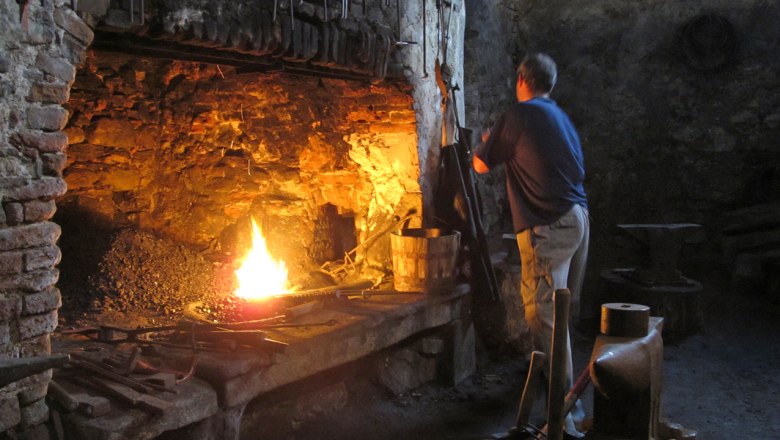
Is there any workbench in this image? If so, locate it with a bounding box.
[54,285,474,440]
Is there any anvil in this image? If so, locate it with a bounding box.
[617,223,701,285]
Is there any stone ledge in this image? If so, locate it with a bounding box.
[53,287,473,439]
[217,288,469,407]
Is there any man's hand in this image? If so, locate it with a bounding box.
[473,155,490,174]
[473,128,492,174]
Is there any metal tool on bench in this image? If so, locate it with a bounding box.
[59,316,305,352]
[0,354,70,388]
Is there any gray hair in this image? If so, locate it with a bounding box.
[516,53,558,94]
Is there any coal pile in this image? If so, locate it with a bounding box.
[80,229,236,325]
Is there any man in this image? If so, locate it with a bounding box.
[473,53,589,438]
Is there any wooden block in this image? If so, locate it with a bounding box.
[137,372,176,389]
[68,388,111,418]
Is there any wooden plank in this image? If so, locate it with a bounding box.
[72,376,172,416]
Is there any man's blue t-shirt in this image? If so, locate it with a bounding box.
[476,97,587,232]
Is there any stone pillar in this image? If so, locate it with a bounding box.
[0,0,92,435]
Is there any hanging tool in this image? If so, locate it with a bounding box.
[445,84,500,301]
[441,0,455,68]
[422,0,428,77]
[16,0,30,26]
[395,0,418,47]
[291,0,295,32]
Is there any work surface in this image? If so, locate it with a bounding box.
[52,287,471,440]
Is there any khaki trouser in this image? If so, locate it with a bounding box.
[516,203,589,434]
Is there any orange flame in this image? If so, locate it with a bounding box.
[234,219,290,300]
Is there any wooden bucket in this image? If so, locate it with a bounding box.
[390,228,460,294]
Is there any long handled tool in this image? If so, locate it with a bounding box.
[445,85,500,301]
[516,351,547,428]
[503,364,591,439]
[547,289,571,440]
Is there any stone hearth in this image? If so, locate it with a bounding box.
[0,0,466,437]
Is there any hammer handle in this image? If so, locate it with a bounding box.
[516,350,547,428]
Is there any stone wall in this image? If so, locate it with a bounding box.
[54,0,466,294]
[0,0,92,436]
[463,0,780,279]
[60,52,421,282]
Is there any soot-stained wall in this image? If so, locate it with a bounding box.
[465,0,780,279]
[60,51,421,280]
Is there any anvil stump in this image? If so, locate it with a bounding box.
[597,224,704,339]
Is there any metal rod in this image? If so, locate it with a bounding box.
[443,0,454,66]
[396,0,401,41]
[422,0,428,77]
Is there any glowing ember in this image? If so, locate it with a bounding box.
[234,219,290,300]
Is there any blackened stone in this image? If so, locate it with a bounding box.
[23,245,61,271]
[3,202,24,225]
[23,287,61,315]
[18,310,59,339]
[19,398,48,428]
[75,0,110,16]
[41,152,67,176]
[3,177,67,201]
[0,295,22,320]
[0,250,24,274]
[0,397,21,432]
[62,33,87,67]
[0,54,10,73]
[0,221,61,251]
[13,130,68,153]
[27,81,70,104]
[0,269,60,293]
[35,53,75,83]
[26,105,68,131]
[18,383,48,405]
[0,324,9,345]
[23,200,57,222]
[54,7,95,45]
[19,334,51,357]
[16,424,51,440]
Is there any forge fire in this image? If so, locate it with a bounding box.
[54,51,423,324]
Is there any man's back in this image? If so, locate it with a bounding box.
[478,97,587,231]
